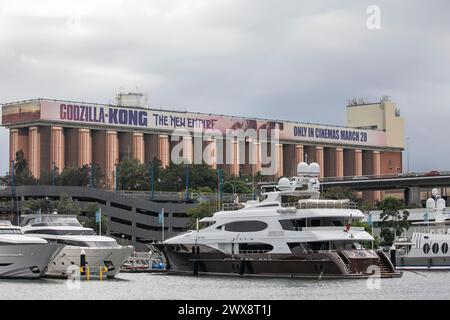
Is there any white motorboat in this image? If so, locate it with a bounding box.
[0,220,63,278]
[20,213,134,278]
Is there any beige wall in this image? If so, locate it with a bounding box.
[347,99,404,149]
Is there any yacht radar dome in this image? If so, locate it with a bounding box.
[308,162,320,178]
[437,198,446,210]
[278,177,291,191]
[297,162,309,177]
[432,188,439,198]
[426,198,436,210]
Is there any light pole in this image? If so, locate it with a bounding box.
[223,181,237,203]
[52,161,56,186]
[149,163,154,200]
[406,136,410,173]
[114,163,119,193]
[185,164,189,201]
[89,162,94,188]
[10,160,18,225]
[217,168,223,211]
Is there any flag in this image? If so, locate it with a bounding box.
[159,208,164,224]
[95,208,101,223]
[367,213,373,227]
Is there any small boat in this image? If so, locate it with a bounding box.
[0,220,63,278]
[121,250,166,273]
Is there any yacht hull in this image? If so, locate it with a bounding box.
[396,256,450,270]
[157,244,402,279]
[45,246,134,278]
[0,243,63,279]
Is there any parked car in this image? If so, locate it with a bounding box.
[352,176,369,180]
[425,170,440,176]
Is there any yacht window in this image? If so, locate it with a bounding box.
[305,241,329,252]
[256,204,279,208]
[432,243,439,254]
[332,221,344,226]
[23,217,82,227]
[57,240,119,247]
[239,243,273,254]
[279,219,305,231]
[310,219,321,227]
[442,243,448,254]
[222,221,268,232]
[423,243,430,254]
[199,221,215,229]
[24,229,96,236]
[0,229,22,234]
[288,243,307,254]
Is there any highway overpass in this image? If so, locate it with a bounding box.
[321,174,450,205]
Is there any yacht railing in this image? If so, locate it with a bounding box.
[281,201,358,210]
[222,203,245,211]
[301,226,365,232]
[238,250,271,254]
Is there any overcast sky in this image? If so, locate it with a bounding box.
[0,0,449,175]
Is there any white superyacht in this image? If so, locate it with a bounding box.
[20,213,134,278]
[394,189,450,270]
[0,220,63,278]
[156,162,401,279]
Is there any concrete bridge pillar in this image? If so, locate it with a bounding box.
[404,187,421,207]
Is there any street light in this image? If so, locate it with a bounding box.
[114,163,119,193]
[89,162,93,188]
[52,161,56,186]
[185,164,190,201]
[149,163,154,200]
[223,181,237,203]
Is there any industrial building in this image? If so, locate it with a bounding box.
[2,94,404,203]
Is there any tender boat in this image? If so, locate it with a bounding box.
[156,162,401,279]
[0,220,63,278]
[394,189,450,270]
[20,213,134,278]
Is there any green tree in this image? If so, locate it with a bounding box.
[378,197,410,246]
[78,202,108,234]
[59,167,83,186]
[321,187,374,212]
[13,150,36,185]
[54,193,81,215]
[117,158,148,190]
[321,187,358,201]
[185,202,217,230]
[22,197,54,214]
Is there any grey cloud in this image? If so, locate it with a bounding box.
[0,0,449,174]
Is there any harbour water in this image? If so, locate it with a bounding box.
[1,271,449,300]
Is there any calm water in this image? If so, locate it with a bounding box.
[0,271,449,300]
